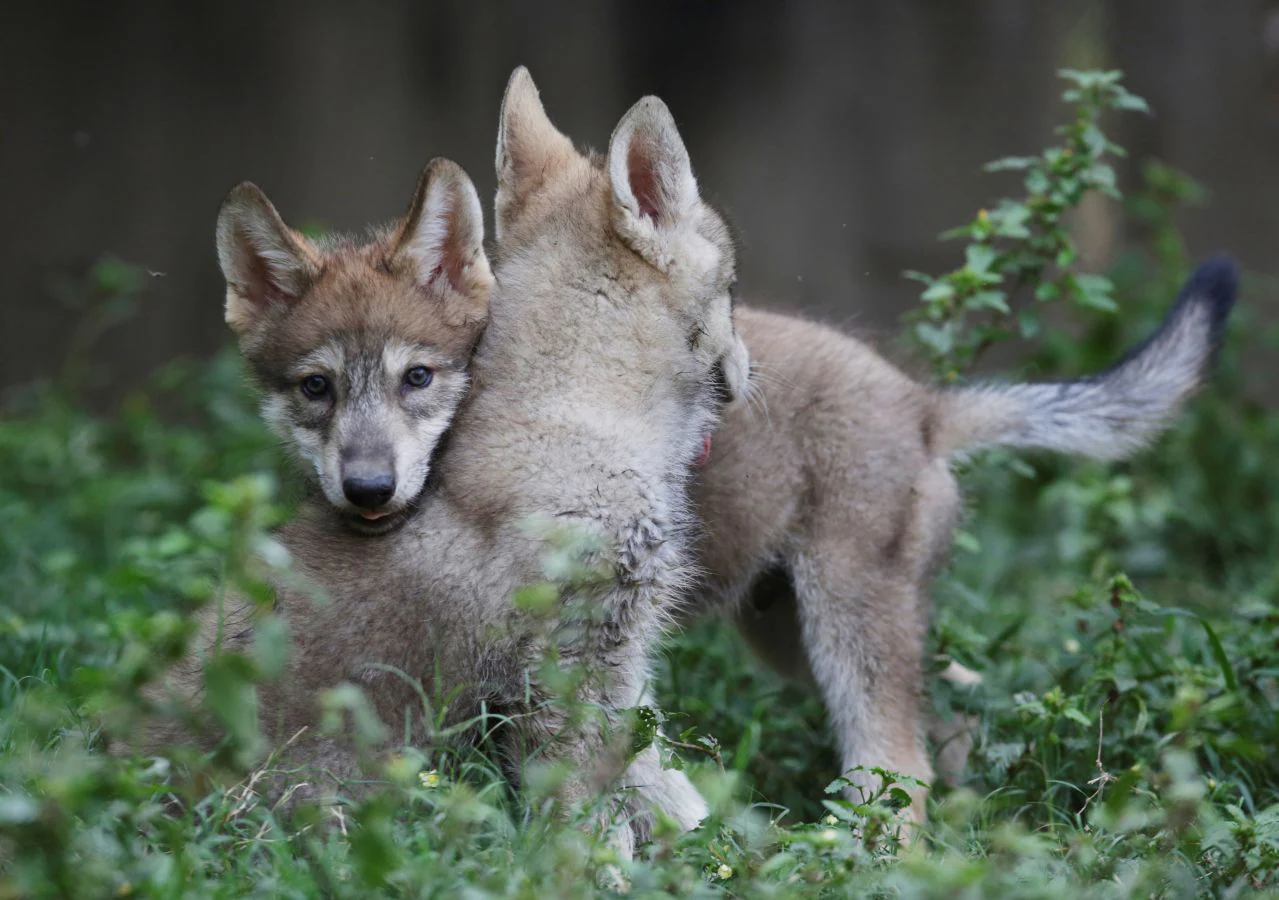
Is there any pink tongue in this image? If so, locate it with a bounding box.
[695,433,712,468]
[360,510,392,521]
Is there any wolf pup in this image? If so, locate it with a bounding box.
[145,155,491,754]
[161,70,749,855]
[693,259,1236,823]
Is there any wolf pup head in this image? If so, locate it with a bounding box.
[216,159,492,534]
[492,68,750,476]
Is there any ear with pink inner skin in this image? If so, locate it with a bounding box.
[606,96,702,270]
[494,66,577,241]
[392,158,493,326]
[216,183,320,334]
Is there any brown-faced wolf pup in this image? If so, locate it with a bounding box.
[693,260,1235,822]
[153,69,750,854]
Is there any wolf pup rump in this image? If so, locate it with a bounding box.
[155,71,748,855]
[694,258,1237,823]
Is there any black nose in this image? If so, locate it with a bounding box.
[342,473,395,510]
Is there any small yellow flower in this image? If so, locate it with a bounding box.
[715,863,733,880]
[1064,638,1081,654]
[977,208,989,223]
[821,814,838,826]
[418,769,441,789]
[819,828,839,843]
[116,883,134,898]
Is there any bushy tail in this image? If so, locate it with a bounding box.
[933,257,1237,461]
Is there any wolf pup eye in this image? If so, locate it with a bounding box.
[301,374,330,399]
[404,366,434,389]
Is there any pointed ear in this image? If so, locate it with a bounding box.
[391,158,493,324]
[607,96,701,270]
[494,66,576,240]
[216,183,320,334]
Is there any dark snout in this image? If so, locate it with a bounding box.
[341,452,396,511]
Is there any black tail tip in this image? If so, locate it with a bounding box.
[1181,255,1238,344]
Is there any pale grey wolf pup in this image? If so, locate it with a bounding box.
[155,69,749,852]
[692,259,1236,822]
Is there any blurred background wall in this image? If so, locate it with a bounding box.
[3,0,1277,395]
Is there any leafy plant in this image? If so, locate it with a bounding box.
[906,69,1149,379]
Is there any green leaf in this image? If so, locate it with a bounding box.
[320,683,389,749]
[953,530,981,554]
[1034,282,1060,302]
[964,244,997,276]
[1018,308,1041,339]
[0,794,39,825]
[1074,273,1119,312]
[251,613,289,682]
[990,203,1032,238]
[824,776,851,795]
[1199,618,1238,693]
[1063,707,1092,728]
[921,281,956,303]
[514,581,559,614]
[202,651,264,763]
[630,705,660,758]
[1156,611,1242,694]
[1081,124,1107,157]
[967,290,1010,314]
[1113,91,1152,114]
[1085,163,1117,192]
[914,323,953,356]
[984,156,1038,172]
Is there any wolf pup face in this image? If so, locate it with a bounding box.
[494,69,751,471]
[215,159,493,533]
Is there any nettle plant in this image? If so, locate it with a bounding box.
[906,69,1150,380]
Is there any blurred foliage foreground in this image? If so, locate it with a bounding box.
[3,71,1279,898]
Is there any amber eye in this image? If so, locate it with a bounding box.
[301,374,330,399]
[404,366,433,389]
